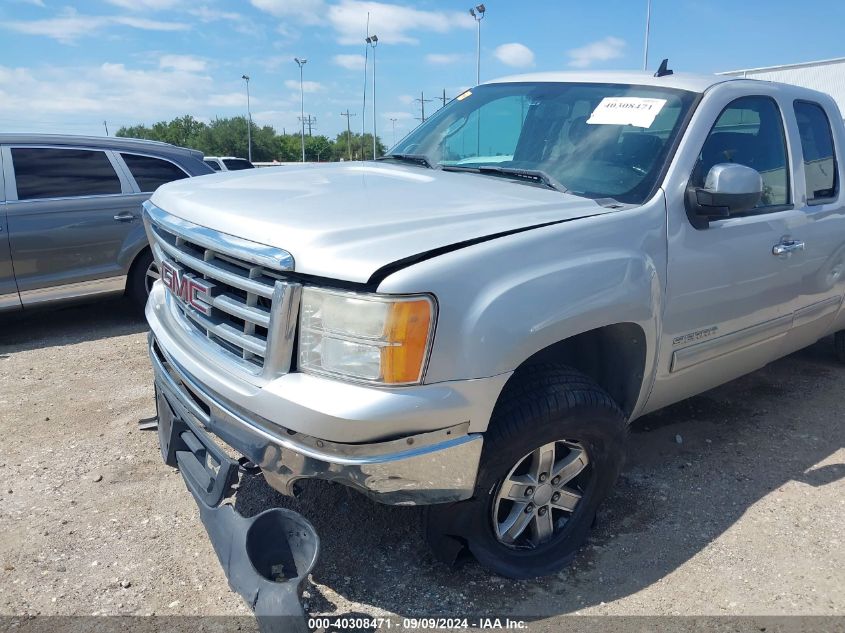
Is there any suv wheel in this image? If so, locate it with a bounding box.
[836,331,845,363]
[424,364,627,579]
[127,249,158,310]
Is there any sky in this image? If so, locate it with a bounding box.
[2,0,845,143]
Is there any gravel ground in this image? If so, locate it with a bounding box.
[1,299,843,628]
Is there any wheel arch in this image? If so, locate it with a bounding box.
[125,244,152,293]
[497,322,648,419]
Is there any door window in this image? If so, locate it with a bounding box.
[11,147,122,201]
[121,153,189,192]
[693,96,790,208]
[794,101,838,203]
[11,147,121,200]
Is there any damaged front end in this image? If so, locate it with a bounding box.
[155,387,319,633]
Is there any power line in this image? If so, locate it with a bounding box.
[414,91,434,122]
[299,114,317,136]
[440,89,452,109]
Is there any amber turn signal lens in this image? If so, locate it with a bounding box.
[382,298,433,384]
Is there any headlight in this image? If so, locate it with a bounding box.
[298,287,436,385]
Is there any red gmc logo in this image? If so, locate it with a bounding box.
[160,259,216,316]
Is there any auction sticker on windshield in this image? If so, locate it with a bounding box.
[587,97,667,128]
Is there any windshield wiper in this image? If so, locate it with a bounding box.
[478,166,568,193]
[376,153,434,169]
[443,165,567,193]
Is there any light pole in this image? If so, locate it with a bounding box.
[366,34,378,158]
[242,74,252,162]
[294,57,307,162]
[643,0,651,71]
[389,117,398,147]
[469,4,485,85]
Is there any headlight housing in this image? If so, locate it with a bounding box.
[298,287,436,385]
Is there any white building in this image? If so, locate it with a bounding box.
[720,57,845,118]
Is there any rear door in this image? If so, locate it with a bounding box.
[2,145,138,304]
[0,147,21,311]
[778,98,845,352]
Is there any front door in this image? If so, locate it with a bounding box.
[2,145,138,305]
[647,92,807,412]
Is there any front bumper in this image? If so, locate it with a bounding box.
[156,388,317,631]
[150,335,484,505]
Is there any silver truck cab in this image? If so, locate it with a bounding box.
[144,71,845,580]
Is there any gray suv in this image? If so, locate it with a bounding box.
[0,134,212,312]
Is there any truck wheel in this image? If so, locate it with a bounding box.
[127,249,159,310]
[424,364,627,579]
[835,331,845,363]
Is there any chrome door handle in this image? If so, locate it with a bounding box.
[113,212,136,222]
[772,240,805,256]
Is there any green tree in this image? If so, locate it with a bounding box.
[117,115,384,163]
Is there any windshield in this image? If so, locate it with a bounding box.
[388,82,697,203]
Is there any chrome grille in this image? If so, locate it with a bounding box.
[143,201,299,379]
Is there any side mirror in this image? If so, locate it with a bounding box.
[687,163,763,227]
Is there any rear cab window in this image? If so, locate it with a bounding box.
[121,153,188,192]
[222,158,254,171]
[204,159,221,171]
[793,100,838,204]
[11,147,122,200]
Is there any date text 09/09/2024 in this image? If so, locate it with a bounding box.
[307,617,528,630]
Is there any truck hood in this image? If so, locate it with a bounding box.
[151,162,612,284]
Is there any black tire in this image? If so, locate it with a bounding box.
[424,364,627,579]
[127,249,156,310]
[836,331,845,364]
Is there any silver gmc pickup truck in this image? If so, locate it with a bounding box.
[144,70,845,583]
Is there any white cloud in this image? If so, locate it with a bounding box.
[159,54,207,73]
[188,7,244,22]
[2,9,189,44]
[104,0,182,10]
[332,54,366,71]
[250,0,325,25]
[114,16,189,31]
[425,53,466,65]
[567,36,625,68]
[327,0,474,45]
[398,94,415,105]
[284,79,324,93]
[494,43,535,68]
[0,62,226,129]
[16,0,46,6]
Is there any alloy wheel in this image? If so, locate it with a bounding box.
[492,440,591,549]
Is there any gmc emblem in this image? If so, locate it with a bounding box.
[160,258,216,316]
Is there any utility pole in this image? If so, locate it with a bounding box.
[389,117,398,147]
[643,0,651,71]
[294,57,307,162]
[415,91,433,122]
[103,121,109,136]
[340,110,356,160]
[242,74,252,162]
[440,89,452,109]
[300,115,316,136]
[366,34,379,158]
[469,4,486,85]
